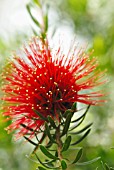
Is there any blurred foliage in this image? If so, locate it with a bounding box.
[0,0,114,170]
[56,0,114,73]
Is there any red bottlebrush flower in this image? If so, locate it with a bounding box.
[1,37,105,139]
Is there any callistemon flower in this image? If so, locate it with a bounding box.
[1,37,105,139]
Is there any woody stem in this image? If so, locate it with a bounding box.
[56,125,63,160]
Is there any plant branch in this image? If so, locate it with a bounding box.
[56,125,63,160]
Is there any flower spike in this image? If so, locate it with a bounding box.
[1,37,105,139]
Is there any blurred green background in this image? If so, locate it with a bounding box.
[0,0,114,169]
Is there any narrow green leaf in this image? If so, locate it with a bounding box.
[51,27,57,38]
[21,123,34,132]
[38,166,47,170]
[61,160,67,170]
[32,0,41,7]
[71,105,90,123]
[34,109,48,121]
[62,136,71,152]
[35,153,60,169]
[44,12,48,32]
[76,157,101,166]
[71,102,77,111]
[61,112,73,136]
[55,151,58,157]
[41,32,46,39]
[105,163,110,170]
[63,109,71,118]
[72,148,83,164]
[59,112,65,124]
[71,112,86,124]
[69,117,85,132]
[71,129,91,145]
[26,154,39,163]
[46,141,53,148]
[70,123,93,135]
[26,4,40,27]
[32,27,38,36]
[45,122,55,143]
[32,133,46,154]
[47,116,56,128]
[24,136,37,146]
[40,145,58,160]
[41,159,55,165]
